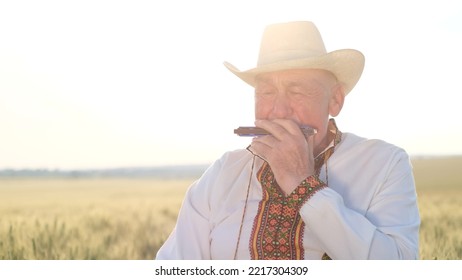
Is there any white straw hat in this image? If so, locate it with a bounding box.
[224,21,365,95]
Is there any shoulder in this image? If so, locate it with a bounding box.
[339,132,409,160]
[329,133,416,208]
[207,148,254,176]
[187,148,253,196]
[335,132,412,175]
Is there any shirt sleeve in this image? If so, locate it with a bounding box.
[155,160,222,260]
[299,150,420,260]
[155,180,211,259]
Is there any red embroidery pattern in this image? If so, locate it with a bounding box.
[250,162,327,259]
[249,118,342,260]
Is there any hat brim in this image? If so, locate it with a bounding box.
[224,49,364,95]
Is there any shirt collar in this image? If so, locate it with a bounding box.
[315,118,342,159]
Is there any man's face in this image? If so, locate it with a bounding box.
[254,69,343,152]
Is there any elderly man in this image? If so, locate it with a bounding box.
[156,21,420,260]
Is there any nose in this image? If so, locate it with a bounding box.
[268,95,293,119]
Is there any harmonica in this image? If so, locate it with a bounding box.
[234,126,317,137]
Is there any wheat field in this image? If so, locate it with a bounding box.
[0,178,190,260]
[1,157,461,260]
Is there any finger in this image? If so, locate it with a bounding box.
[254,119,288,140]
[249,138,272,161]
[271,119,305,137]
[252,134,279,147]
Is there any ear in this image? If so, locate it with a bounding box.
[328,84,345,117]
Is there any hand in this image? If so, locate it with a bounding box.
[249,119,315,195]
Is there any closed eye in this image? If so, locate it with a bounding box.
[288,90,305,99]
[255,90,276,97]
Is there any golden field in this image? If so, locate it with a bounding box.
[1,156,461,260]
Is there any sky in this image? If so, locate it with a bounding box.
[0,0,461,169]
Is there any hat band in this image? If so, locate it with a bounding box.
[258,49,327,66]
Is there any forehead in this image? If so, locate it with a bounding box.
[255,69,337,86]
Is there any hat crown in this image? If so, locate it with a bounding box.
[258,21,327,66]
[224,20,365,95]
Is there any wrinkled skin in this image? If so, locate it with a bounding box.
[249,69,345,195]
